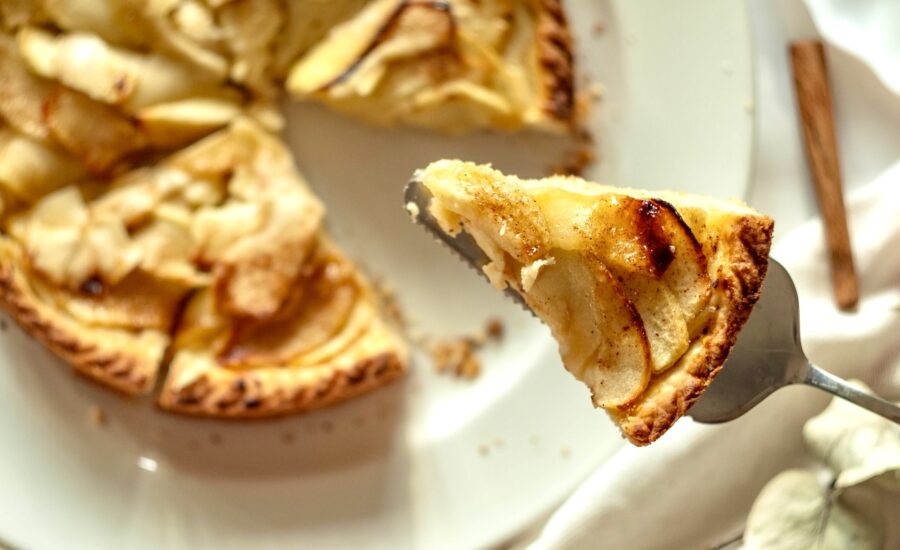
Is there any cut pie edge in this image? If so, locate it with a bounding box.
[609,214,773,445]
[0,237,168,394]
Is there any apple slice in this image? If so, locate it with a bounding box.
[520,250,652,408]
[615,272,689,373]
[217,255,361,368]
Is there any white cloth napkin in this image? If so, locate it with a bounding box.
[523,160,900,550]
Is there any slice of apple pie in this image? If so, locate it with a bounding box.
[287,0,577,133]
[0,117,406,414]
[412,160,774,445]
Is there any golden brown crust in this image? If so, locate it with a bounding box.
[158,350,406,418]
[533,0,577,125]
[612,214,774,445]
[0,238,167,395]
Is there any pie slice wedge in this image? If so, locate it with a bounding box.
[0,117,407,410]
[412,160,774,445]
[286,0,577,133]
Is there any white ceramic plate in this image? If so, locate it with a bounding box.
[0,1,753,549]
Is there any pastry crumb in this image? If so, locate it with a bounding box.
[592,22,606,36]
[588,83,605,102]
[282,431,295,444]
[427,317,506,380]
[0,318,7,331]
[89,405,107,427]
[561,446,572,458]
[430,338,482,379]
[478,443,491,456]
[485,317,504,340]
[493,437,505,449]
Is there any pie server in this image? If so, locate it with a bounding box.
[404,178,900,425]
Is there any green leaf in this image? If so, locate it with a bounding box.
[743,469,883,550]
[803,380,900,491]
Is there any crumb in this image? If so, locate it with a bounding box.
[485,318,504,341]
[561,446,572,458]
[0,318,7,331]
[424,316,506,380]
[588,83,605,102]
[405,201,421,221]
[89,405,107,427]
[282,431,295,444]
[321,419,334,433]
[592,22,606,36]
[478,443,491,456]
[529,435,540,446]
[209,432,222,445]
[493,437,505,449]
[430,337,482,379]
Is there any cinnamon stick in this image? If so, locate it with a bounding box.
[789,40,858,310]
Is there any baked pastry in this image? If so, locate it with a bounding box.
[287,0,577,132]
[0,114,406,411]
[413,160,774,445]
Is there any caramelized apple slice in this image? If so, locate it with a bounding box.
[0,128,85,202]
[286,0,404,94]
[615,273,689,373]
[35,269,188,332]
[43,86,147,174]
[217,255,360,368]
[523,251,652,408]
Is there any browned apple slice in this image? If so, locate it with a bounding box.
[217,254,361,368]
[43,86,148,174]
[643,199,712,334]
[614,272,689,373]
[0,129,85,202]
[524,250,652,408]
[35,269,188,332]
[286,0,404,94]
[0,33,52,142]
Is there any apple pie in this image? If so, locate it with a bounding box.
[413,160,774,445]
[0,0,579,415]
[287,0,577,133]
